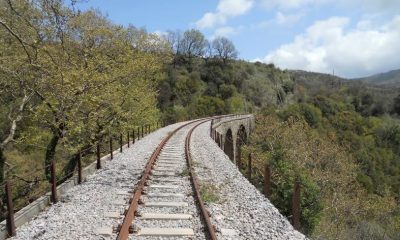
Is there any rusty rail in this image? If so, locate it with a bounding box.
[185,120,219,240]
[116,119,205,239]
[116,117,227,240]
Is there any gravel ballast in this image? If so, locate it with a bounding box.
[11,122,187,240]
[11,117,306,240]
[190,121,307,240]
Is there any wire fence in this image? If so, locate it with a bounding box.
[210,115,302,231]
[0,121,164,237]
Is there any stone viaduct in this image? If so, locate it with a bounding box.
[211,114,255,164]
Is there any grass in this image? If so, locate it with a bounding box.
[200,183,220,203]
[179,168,190,176]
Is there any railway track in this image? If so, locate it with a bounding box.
[116,119,218,240]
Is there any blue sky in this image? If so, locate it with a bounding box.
[77,0,400,78]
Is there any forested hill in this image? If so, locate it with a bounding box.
[158,45,400,238]
[158,59,297,122]
[352,69,400,88]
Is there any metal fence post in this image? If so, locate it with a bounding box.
[5,181,16,237]
[109,136,113,160]
[248,153,252,180]
[292,179,301,230]
[96,143,101,169]
[264,164,271,197]
[127,131,130,148]
[120,133,123,153]
[137,127,140,140]
[78,151,82,184]
[132,129,135,143]
[141,125,144,138]
[210,119,214,138]
[50,161,58,203]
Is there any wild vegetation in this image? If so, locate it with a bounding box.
[0,0,168,216]
[1,1,399,239]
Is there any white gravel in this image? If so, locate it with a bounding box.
[11,122,188,240]
[191,121,307,240]
[11,117,306,240]
[133,123,207,240]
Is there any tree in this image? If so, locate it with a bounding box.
[211,36,238,64]
[180,29,206,61]
[0,0,169,180]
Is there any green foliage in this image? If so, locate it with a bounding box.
[159,57,296,121]
[267,148,322,235]
[244,110,400,238]
[279,103,322,128]
[188,96,225,117]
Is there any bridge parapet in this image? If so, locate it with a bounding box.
[211,114,255,164]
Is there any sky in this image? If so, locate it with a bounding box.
[76,0,400,78]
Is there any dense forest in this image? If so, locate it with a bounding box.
[1,1,400,239]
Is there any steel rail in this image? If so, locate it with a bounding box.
[185,119,219,240]
[116,118,207,240]
[116,115,236,239]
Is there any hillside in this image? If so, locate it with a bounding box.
[353,69,400,88]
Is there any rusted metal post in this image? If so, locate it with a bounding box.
[78,151,82,184]
[210,119,214,138]
[5,181,16,237]
[292,179,301,230]
[248,153,252,180]
[96,143,101,169]
[50,161,58,203]
[264,164,271,197]
[109,136,113,160]
[132,130,135,143]
[120,133,123,153]
[127,131,130,148]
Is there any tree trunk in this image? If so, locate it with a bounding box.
[45,132,60,181]
[0,148,5,183]
[63,153,79,181]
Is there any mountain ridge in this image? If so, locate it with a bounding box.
[352,69,400,88]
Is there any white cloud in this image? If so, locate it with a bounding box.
[196,12,227,29]
[256,15,400,77]
[276,11,305,25]
[196,0,254,29]
[212,26,240,39]
[260,0,400,12]
[251,11,304,30]
[217,0,254,16]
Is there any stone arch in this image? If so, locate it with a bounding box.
[224,129,234,161]
[216,133,220,147]
[235,125,247,166]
